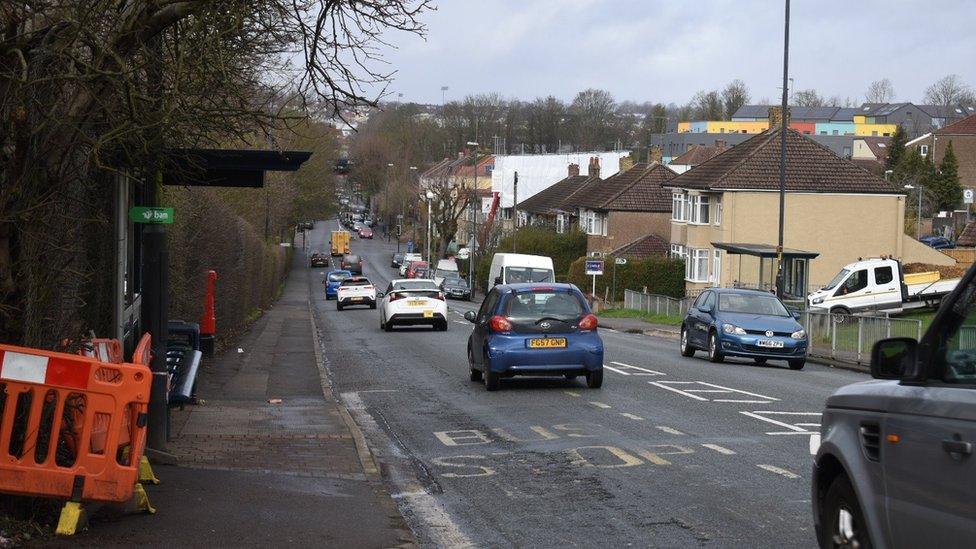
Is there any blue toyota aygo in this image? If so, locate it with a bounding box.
[464,283,604,391]
[323,269,352,300]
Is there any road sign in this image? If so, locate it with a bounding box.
[457,247,471,260]
[615,257,628,265]
[585,260,604,276]
[129,207,174,224]
[965,189,974,204]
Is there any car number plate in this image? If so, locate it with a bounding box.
[409,299,426,306]
[351,297,362,301]
[528,338,567,349]
[757,339,784,348]
[423,310,434,318]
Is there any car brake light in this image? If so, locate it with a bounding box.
[578,314,598,331]
[489,315,512,333]
[365,285,374,290]
[389,292,402,301]
[436,292,445,301]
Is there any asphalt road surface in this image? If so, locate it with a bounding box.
[305,219,864,548]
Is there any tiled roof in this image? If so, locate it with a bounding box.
[517,175,593,215]
[671,144,729,166]
[920,104,976,120]
[567,163,651,209]
[663,128,899,194]
[605,164,675,212]
[860,136,891,161]
[610,234,670,259]
[935,113,976,135]
[958,221,976,247]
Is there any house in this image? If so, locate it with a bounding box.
[850,136,891,176]
[907,113,976,190]
[853,103,930,137]
[667,141,729,174]
[517,158,601,231]
[564,162,676,255]
[419,152,494,250]
[608,233,671,260]
[662,128,954,297]
[918,104,976,130]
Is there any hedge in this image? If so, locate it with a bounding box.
[465,227,588,292]
[567,255,685,300]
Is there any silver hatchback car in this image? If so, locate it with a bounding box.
[812,268,976,548]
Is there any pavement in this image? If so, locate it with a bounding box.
[55,239,414,548]
[304,218,873,548]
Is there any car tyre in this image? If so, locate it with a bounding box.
[586,369,603,389]
[370,301,376,310]
[337,303,343,311]
[484,369,500,391]
[820,475,872,549]
[830,307,852,324]
[470,369,482,382]
[383,316,393,332]
[680,328,695,357]
[789,359,806,370]
[708,331,724,363]
[754,358,767,365]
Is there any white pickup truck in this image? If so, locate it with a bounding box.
[808,258,960,315]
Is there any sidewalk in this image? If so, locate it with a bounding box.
[61,252,413,547]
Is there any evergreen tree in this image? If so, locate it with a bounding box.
[885,125,907,172]
[931,141,962,210]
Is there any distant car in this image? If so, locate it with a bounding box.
[399,253,423,276]
[341,254,363,275]
[378,279,448,332]
[391,253,405,268]
[358,227,373,239]
[464,283,603,391]
[812,263,976,547]
[405,261,429,279]
[322,269,352,300]
[414,267,430,279]
[440,274,471,300]
[336,276,377,310]
[920,235,956,249]
[679,288,807,370]
[309,253,328,268]
[352,221,364,232]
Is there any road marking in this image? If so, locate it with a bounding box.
[609,361,665,376]
[568,446,643,468]
[433,430,491,446]
[620,413,644,421]
[452,320,468,325]
[757,464,800,479]
[563,391,581,398]
[602,364,631,376]
[655,426,685,435]
[589,401,612,409]
[740,411,822,435]
[809,434,822,456]
[701,443,736,455]
[648,381,778,404]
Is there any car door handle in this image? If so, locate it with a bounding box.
[942,439,973,456]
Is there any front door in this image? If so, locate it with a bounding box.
[830,268,872,312]
[870,263,900,310]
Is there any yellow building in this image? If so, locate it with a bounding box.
[705,121,769,134]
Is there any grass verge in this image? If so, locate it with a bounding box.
[598,308,683,326]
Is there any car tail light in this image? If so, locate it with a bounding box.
[578,314,598,331]
[435,292,445,301]
[489,315,512,333]
[365,285,374,290]
[389,292,402,302]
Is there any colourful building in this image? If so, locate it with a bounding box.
[814,122,855,136]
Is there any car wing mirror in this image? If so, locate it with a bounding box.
[376,292,385,298]
[698,304,712,314]
[870,337,916,380]
[464,311,477,323]
[494,276,503,285]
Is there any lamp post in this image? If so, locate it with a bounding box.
[905,184,922,239]
[466,141,480,287]
[386,163,394,242]
[775,0,791,299]
[426,190,435,274]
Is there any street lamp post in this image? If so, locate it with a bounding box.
[426,190,435,273]
[466,141,479,287]
[775,0,791,299]
[386,163,394,242]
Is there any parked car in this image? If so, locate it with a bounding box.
[440,274,471,300]
[405,260,429,279]
[920,235,956,249]
[309,252,328,268]
[413,266,430,279]
[391,253,405,268]
[433,259,459,286]
[358,227,373,239]
[680,288,807,370]
[812,262,976,548]
[378,279,448,332]
[464,283,603,391]
[398,253,423,276]
[322,270,352,300]
[341,254,363,274]
[336,276,377,310]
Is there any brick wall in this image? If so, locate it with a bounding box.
[587,211,671,254]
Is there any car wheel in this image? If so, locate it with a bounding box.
[383,316,393,332]
[680,328,695,357]
[586,369,603,389]
[830,307,852,324]
[370,301,376,310]
[820,475,872,549]
[708,331,724,363]
[754,358,767,365]
[789,359,806,370]
[337,303,343,311]
[484,369,500,391]
[470,369,483,382]
[441,320,449,331]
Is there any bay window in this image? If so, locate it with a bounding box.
[714,196,722,226]
[690,195,710,224]
[672,192,687,222]
[685,248,709,282]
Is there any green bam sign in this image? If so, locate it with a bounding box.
[129,207,174,224]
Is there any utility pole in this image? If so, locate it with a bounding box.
[386,163,394,242]
[512,171,518,253]
[775,0,791,299]
[466,141,479,286]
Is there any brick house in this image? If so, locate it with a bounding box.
[908,113,976,191]
[517,158,601,231]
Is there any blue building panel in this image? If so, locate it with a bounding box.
[814,122,855,136]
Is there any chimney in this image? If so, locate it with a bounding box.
[648,147,663,164]
[714,139,727,149]
[589,156,601,179]
[618,154,634,173]
[568,163,580,177]
[768,106,790,129]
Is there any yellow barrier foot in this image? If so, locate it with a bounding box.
[134,482,156,514]
[55,501,87,536]
[139,455,161,485]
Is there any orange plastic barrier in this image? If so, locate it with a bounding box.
[0,334,152,503]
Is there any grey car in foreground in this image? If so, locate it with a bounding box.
[812,263,976,548]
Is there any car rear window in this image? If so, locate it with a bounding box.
[504,290,584,320]
[328,272,350,282]
[344,255,361,263]
[504,267,554,284]
[340,278,371,287]
[718,293,789,316]
[394,280,438,291]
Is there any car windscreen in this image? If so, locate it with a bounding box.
[339,278,371,287]
[823,269,850,290]
[444,277,467,288]
[344,255,361,263]
[717,293,790,317]
[504,290,584,321]
[504,266,554,284]
[328,272,350,282]
[434,268,457,279]
[394,280,438,291]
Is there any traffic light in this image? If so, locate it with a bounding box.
[396,224,402,237]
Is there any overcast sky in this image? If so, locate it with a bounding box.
[379,0,976,106]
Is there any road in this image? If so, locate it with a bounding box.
[306,219,864,548]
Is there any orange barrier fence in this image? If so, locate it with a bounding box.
[0,334,152,504]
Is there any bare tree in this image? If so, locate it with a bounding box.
[865,78,895,103]
[924,74,975,107]
[793,89,827,107]
[569,89,617,150]
[721,80,751,120]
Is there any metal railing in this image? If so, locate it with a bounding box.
[623,289,695,317]
[800,311,923,364]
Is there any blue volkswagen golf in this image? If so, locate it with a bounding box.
[464,283,604,391]
[322,269,352,300]
[679,288,807,370]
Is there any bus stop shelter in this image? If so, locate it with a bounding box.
[712,242,819,298]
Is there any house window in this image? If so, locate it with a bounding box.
[686,249,709,282]
[714,196,722,226]
[580,210,606,236]
[712,250,722,284]
[920,145,929,157]
[672,192,687,222]
[670,244,685,260]
[832,129,839,135]
[556,213,566,234]
[690,195,710,224]
[871,131,878,136]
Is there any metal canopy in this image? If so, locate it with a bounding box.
[163,148,313,187]
[711,242,819,259]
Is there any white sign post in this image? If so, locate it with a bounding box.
[964,189,974,204]
[585,260,604,297]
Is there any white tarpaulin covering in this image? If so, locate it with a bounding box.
[491,151,631,208]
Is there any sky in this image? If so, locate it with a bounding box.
[376,0,976,106]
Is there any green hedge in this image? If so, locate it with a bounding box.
[567,255,685,300]
[467,228,587,292]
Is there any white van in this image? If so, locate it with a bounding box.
[488,253,555,289]
[433,259,459,286]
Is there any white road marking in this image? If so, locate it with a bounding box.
[609,361,665,376]
[655,426,685,435]
[452,320,468,325]
[602,364,631,375]
[648,381,778,404]
[740,411,822,435]
[757,464,800,479]
[701,444,736,455]
[589,401,612,409]
[809,434,822,456]
[563,391,581,398]
[620,413,644,421]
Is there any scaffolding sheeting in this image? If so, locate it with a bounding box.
[491,151,631,208]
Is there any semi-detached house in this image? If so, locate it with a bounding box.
[663,128,953,297]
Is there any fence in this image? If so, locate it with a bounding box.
[800,311,923,364]
[623,289,695,317]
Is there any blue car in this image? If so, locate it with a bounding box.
[679,288,807,370]
[464,283,604,391]
[323,270,352,300]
